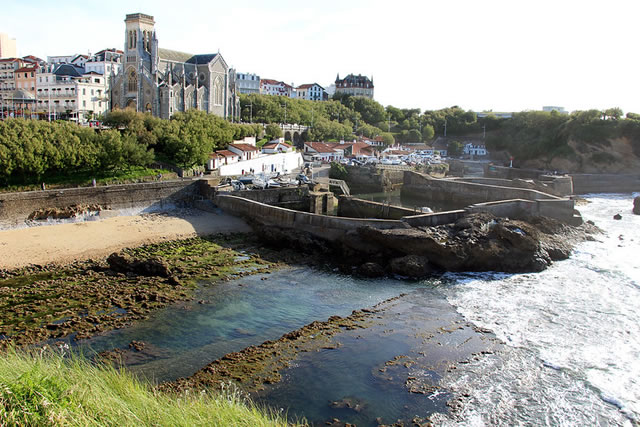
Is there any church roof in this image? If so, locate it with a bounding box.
[158,48,193,63]
[187,54,218,64]
[158,48,219,65]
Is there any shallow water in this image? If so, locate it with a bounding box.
[76,268,430,383]
[76,193,640,425]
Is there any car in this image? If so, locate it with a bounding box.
[297,174,311,184]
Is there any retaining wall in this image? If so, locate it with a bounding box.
[214,194,408,241]
[570,173,640,194]
[337,196,420,220]
[0,180,200,225]
[457,176,573,197]
[231,186,311,211]
[402,171,561,205]
[344,166,404,193]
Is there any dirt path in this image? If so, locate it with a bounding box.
[0,210,251,270]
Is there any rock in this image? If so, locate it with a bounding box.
[633,196,640,215]
[389,255,432,278]
[107,252,171,278]
[613,213,622,220]
[128,340,145,351]
[357,262,385,278]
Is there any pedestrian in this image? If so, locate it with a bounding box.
[41,182,45,191]
[92,178,96,187]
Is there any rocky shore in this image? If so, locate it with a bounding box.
[257,212,600,278]
[0,234,290,348]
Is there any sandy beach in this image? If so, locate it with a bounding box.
[0,210,252,270]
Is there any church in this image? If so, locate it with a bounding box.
[110,13,239,120]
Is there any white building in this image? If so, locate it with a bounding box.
[36,64,108,122]
[303,142,344,162]
[463,142,487,156]
[262,141,294,154]
[85,49,123,77]
[228,143,259,161]
[236,72,260,94]
[260,79,295,97]
[296,83,326,101]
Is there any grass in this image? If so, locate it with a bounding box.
[0,167,176,193]
[0,347,292,426]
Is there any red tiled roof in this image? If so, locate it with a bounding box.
[15,66,37,73]
[215,150,238,157]
[229,143,258,152]
[305,142,341,154]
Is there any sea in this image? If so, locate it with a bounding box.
[74,193,639,426]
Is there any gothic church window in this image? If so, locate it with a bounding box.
[128,69,137,92]
[214,76,223,106]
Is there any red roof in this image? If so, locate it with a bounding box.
[305,142,341,154]
[15,66,37,73]
[229,143,258,152]
[215,150,238,157]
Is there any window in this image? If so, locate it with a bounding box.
[83,88,86,95]
[83,100,86,107]
[128,69,137,92]
[91,89,94,95]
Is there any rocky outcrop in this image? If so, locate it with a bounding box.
[634,196,640,215]
[28,204,106,220]
[389,255,432,278]
[254,212,596,275]
[107,252,172,277]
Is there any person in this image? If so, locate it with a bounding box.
[41,182,45,191]
[92,178,96,187]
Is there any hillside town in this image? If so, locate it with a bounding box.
[0,12,492,182]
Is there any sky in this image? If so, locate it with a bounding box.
[3,0,640,114]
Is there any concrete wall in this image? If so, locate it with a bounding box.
[570,174,640,194]
[401,210,466,227]
[344,166,403,193]
[214,194,408,241]
[484,164,549,180]
[457,176,573,197]
[338,196,420,220]
[229,186,310,211]
[0,180,199,225]
[402,171,562,206]
[465,198,580,225]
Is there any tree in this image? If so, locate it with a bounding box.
[447,140,464,157]
[604,108,623,120]
[381,132,395,146]
[422,124,435,141]
[265,123,282,140]
[407,129,422,142]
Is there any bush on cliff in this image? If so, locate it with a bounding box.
[0,347,289,426]
[329,162,348,180]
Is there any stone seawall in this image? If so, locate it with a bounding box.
[232,186,310,211]
[344,166,404,193]
[570,174,640,194]
[402,171,561,206]
[457,176,573,197]
[337,196,420,220]
[0,180,200,225]
[214,194,408,242]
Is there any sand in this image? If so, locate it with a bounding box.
[0,210,252,270]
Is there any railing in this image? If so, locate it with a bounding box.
[328,178,350,196]
[376,164,413,171]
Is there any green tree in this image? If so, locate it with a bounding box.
[422,124,435,141]
[381,132,395,146]
[265,124,283,140]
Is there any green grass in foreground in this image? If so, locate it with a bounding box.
[0,348,292,426]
